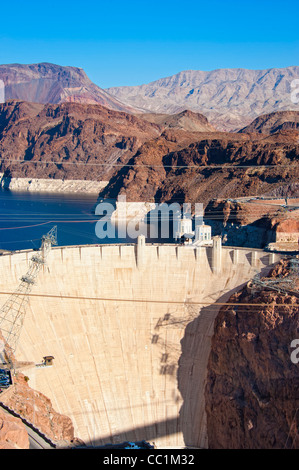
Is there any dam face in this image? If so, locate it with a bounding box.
[0,242,281,448]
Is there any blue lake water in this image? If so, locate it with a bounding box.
[0,190,104,250]
[0,190,175,251]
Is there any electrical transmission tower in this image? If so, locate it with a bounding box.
[0,226,57,357]
[251,257,299,296]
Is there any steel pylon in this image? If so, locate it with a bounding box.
[0,226,57,354]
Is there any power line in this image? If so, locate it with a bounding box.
[0,237,41,245]
[0,220,100,230]
[0,206,295,216]
[0,158,293,169]
[0,291,296,307]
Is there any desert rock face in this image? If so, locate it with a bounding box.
[107,66,299,131]
[0,63,134,113]
[205,199,299,228]
[0,100,160,181]
[2,63,299,132]
[0,373,75,444]
[101,129,299,205]
[205,260,299,449]
[0,101,298,224]
[239,111,299,134]
[139,109,217,132]
[0,408,29,449]
[274,218,299,233]
[272,217,299,245]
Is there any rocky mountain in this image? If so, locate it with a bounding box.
[100,128,299,205]
[0,63,134,113]
[107,66,299,131]
[0,101,298,211]
[140,109,216,132]
[205,259,299,448]
[0,100,161,181]
[2,63,298,133]
[239,111,299,134]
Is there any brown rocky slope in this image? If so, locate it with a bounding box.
[0,408,29,449]
[0,100,161,181]
[139,109,217,132]
[101,128,299,206]
[239,111,299,135]
[0,372,77,447]
[0,330,77,448]
[0,102,298,214]
[205,259,299,448]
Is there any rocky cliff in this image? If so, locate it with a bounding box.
[205,259,299,448]
[0,100,160,181]
[101,129,299,205]
[0,408,29,449]
[0,372,77,447]
[0,322,78,449]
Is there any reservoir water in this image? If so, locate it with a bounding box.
[0,190,175,251]
[0,190,104,251]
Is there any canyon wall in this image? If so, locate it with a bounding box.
[205,259,299,448]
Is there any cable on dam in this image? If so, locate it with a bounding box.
[0,290,295,308]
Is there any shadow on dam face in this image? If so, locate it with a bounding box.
[79,417,180,448]
[65,276,275,449]
[96,265,278,449]
[178,291,243,448]
[0,244,282,448]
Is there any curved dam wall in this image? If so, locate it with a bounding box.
[0,241,282,448]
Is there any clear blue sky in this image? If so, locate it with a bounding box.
[0,0,298,88]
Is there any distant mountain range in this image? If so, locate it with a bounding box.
[0,62,298,208]
[0,63,134,113]
[107,66,299,131]
[1,63,298,132]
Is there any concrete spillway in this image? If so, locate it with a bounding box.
[0,241,281,448]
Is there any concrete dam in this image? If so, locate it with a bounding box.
[0,238,282,448]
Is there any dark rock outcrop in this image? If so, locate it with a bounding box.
[101,129,299,205]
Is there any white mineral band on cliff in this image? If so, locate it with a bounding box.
[0,174,108,193]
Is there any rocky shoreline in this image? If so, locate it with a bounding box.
[0,174,108,194]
